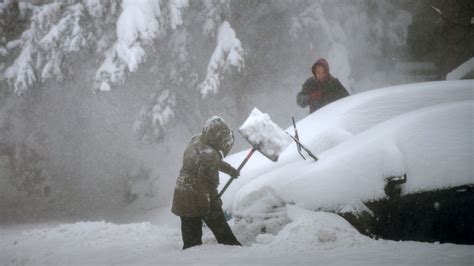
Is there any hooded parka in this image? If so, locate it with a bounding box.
[171,117,236,218]
[297,76,348,113]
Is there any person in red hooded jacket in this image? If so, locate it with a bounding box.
[297,58,349,114]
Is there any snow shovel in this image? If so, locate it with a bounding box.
[217,108,292,198]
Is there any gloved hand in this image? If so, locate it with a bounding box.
[309,90,323,102]
[228,167,240,179]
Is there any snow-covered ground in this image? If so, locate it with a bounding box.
[1,80,473,265]
[1,205,473,265]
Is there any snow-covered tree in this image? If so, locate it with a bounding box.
[1,0,246,143]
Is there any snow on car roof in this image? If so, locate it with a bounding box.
[221,80,473,213]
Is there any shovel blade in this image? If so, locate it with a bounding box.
[239,108,292,161]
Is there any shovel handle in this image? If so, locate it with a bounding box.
[217,146,257,198]
[237,146,257,171]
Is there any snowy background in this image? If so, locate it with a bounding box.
[1,0,473,265]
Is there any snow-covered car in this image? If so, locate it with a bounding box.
[220,80,473,244]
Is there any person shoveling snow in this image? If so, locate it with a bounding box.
[171,110,291,249]
[171,116,242,249]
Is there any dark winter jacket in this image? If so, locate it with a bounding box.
[171,135,237,218]
[296,76,349,113]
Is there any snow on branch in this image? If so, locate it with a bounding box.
[290,3,332,41]
[4,44,36,95]
[83,0,119,22]
[168,0,189,30]
[94,46,126,92]
[168,29,197,86]
[429,3,471,27]
[201,0,229,37]
[39,3,87,82]
[94,0,162,91]
[4,2,62,94]
[429,5,441,15]
[198,21,244,97]
[133,89,176,143]
[3,2,89,94]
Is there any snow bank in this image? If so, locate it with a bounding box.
[257,206,370,251]
[0,221,181,265]
[232,186,289,244]
[2,208,471,265]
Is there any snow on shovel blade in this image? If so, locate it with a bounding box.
[239,108,292,162]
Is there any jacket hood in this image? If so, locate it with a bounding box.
[311,58,330,76]
[201,116,234,157]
